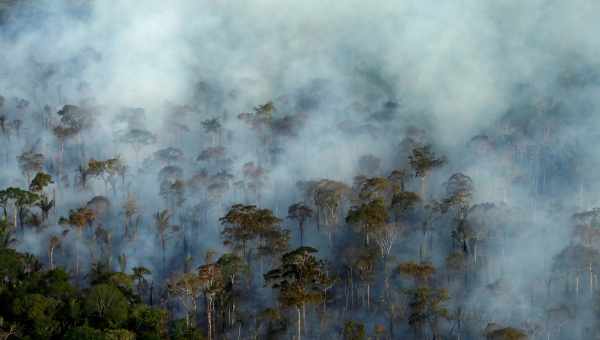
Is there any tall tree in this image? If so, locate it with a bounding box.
[58,207,95,277]
[154,209,175,275]
[220,204,283,264]
[346,198,388,246]
[265,247,333,340]
[408,145,446,200]
[17,150,44,184]
[288,203,313,246]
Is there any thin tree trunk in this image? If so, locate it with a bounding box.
[207,296,213,340]
[297,306,301,340]
[367,283,370,312]
[49,247,55,269]
[302,303,306,336]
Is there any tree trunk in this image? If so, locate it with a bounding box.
[76,228,82,278]
[161,237,166,275]
[49,247,55,269]
[420,176,427,202]
[302,303,306,337]
[367,283,370,312]
[296,306,301,340]
[207,296,213,340]
[590,264,594,295]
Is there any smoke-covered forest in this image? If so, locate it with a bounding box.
[1,1,600,339]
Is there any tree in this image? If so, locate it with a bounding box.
[29,172,55,223]
[312,179,350,236]
[408,145,446,200]
[86,196,111,222]
[48,234,62,270]
[342,320,366,340]
[59,207,95,276]
[201,118,222,146]
[118,128,157,154]
[405,287,449,340]
[52,125,78,167]
[154,210,175,275]
[242,162,268,204]
[55,104,95,161]
[57,104,94,131]
[444,173,474,220]
[0,187,40,228]
[215,253,249,330]
[391,191,420,224]
[288,203,313,246]
[572,208,600,246]
[552,244,600,296]
[219,204,283,263]
[348,246,377,311]
[84,284,129,329]
[17,150,44,184]
[122,194,140,239]
[265,247,333,340]
[84,158,127,194]
[168,272,203,329]
[398,261,436,286]
[11,293,61,338]
[372,223,399,261]
[29,172,53,193]
[398,262,448,339]
[485,324,528,340]
[355,176,397,204]
[0,218,16,249]
[388,168,410,192]
[346,198,388,246]
[131,266,152,299]
[154,147,184,165]
[160,178,186,213]
[198,260,224,340]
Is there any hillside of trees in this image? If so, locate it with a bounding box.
[1,1,600,340]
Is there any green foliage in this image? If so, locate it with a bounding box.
[391,191,421,213]
[265,247,333,309]
[12,293,61,338]
[84,284,130,329]
[216,253,249,285]
[342,320,366,340]
[346,198,388,229]
[17,151,44,180]
[169,319,206,340]
[405,287,449,335]
[64,325,106,340]
[0,187,40,209]
[0,216,171,339]
[59,206,95,231]
[346,198,389,244]
[220,204,287,260]
[0,218,16,248]
[0,247,29,288]
[408,145,446,177]
[105,328,136,340]
[398,261,436,284]
[118,128,157,150]
[129,304,167,338]
[29,172,53,192]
